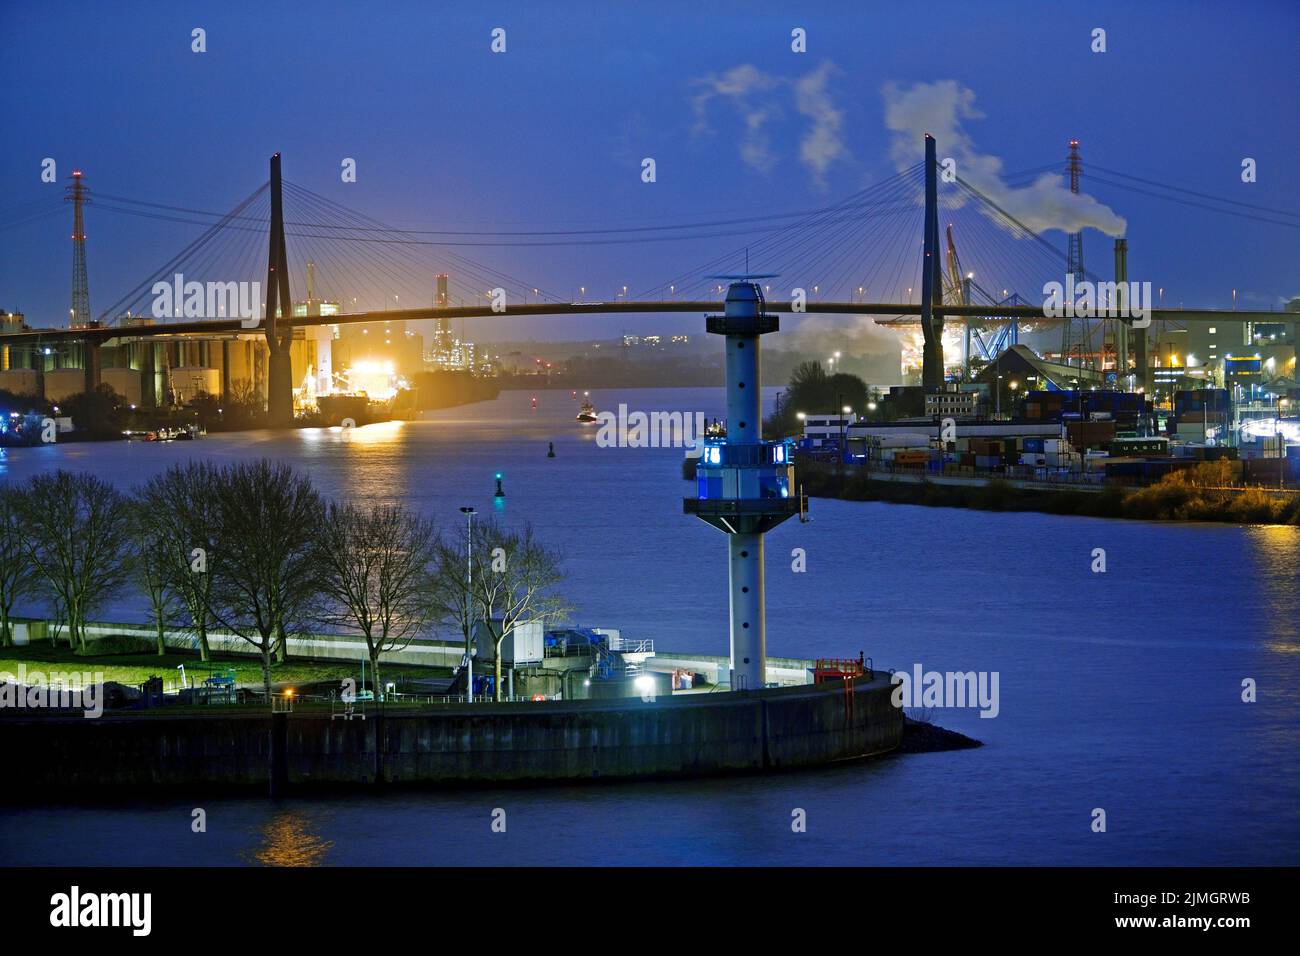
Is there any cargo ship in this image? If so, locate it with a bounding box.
[409,370,501,411]
[316,394,390,427]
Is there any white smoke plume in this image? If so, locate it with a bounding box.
[882,80,1127,237]
[692,62,849,187]
[691,65,780,173]
[794,62,847,186]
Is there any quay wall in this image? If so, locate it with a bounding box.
[0,675,901,795]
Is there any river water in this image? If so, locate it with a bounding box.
[1,387,1297,865]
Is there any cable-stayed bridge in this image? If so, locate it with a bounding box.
[1,140,1295,426]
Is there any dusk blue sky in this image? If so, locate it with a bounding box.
[2,0,1297,342]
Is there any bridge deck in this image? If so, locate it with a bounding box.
[0,302,1282,345]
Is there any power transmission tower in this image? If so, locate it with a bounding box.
[66,170,91,327]
[1060,140,1095,370]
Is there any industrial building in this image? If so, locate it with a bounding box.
[924,387,981,419]
[799,411,858,447]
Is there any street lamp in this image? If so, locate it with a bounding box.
[458,506,477,701]
[837,395,848,472]
[1280,399,1292,487]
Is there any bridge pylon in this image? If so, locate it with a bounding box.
[921,135,945,389]
[265,153,295,428]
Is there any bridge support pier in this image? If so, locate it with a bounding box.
[267,346,293,424]
[221,340,232,400]
[82,340,101,395]
[137,340,155,407]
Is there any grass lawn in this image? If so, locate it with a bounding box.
[0,643,449,691]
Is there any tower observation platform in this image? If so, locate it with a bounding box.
[684,280,802,690]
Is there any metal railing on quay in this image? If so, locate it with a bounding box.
[544,644,593,658]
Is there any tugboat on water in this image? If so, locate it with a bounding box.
[576,395,599,423]
[132,424,204,442]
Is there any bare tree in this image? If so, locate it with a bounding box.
[472,521,568,701]
[137,462,222,661]
[0,485,38,647]
[206,460,323,699]
[21,471,131,650]
[127,495,179,656]
[228,378,261,408]
[316,501,439,698]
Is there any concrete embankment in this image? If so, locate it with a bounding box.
[900,717,983,753]
[0,674,902,797]
[798,463,1300,525]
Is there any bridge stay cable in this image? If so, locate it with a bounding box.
[95,182,270,326]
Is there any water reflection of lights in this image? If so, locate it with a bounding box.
[1244,524,1300,652]
[298,420,406,446]
[249,810,335,867]
[334,420,405,443]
